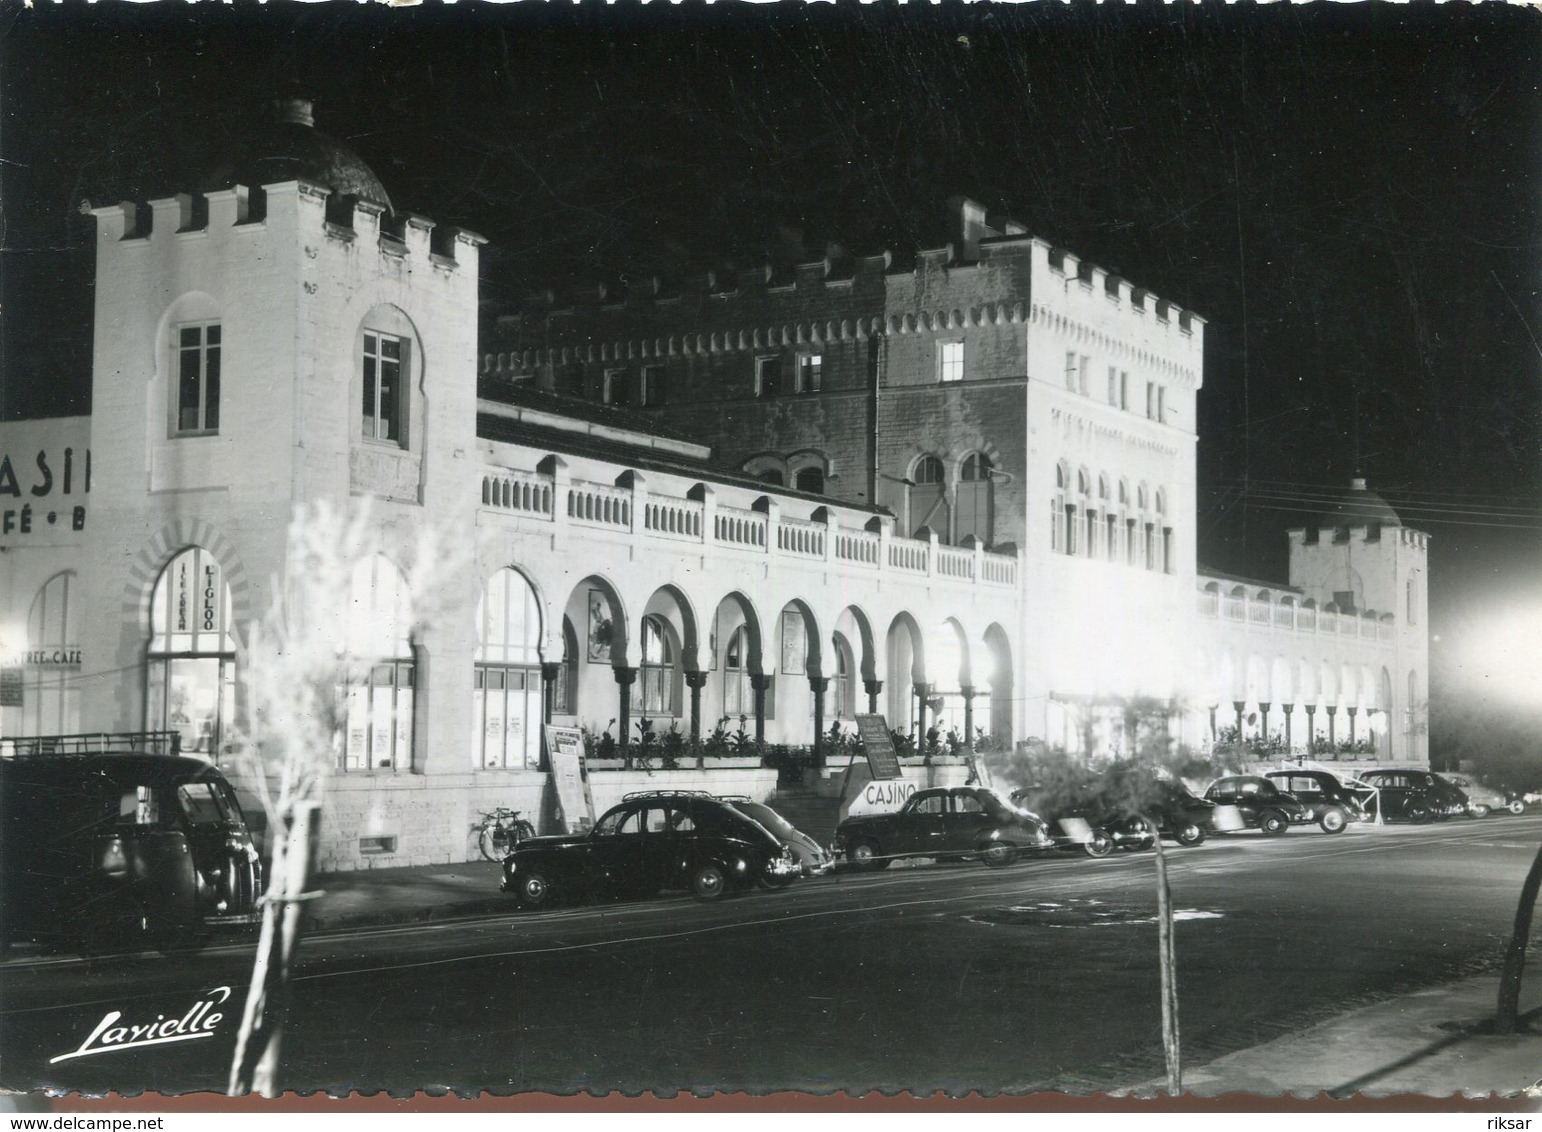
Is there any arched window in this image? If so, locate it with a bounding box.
[723,626,752,718]
[474,568,543,770]
[1078,469,1096,557]
[341,554,415,772]
[794,467,825,494]
[911,455,948,540]
[1156,488,1172,573]
[1137,484,1154,569]
[632,614,679,716]
[957,453,993,545]
[831,633,854,721]
[23,572,81,737]
[147,548,237,757]
[1100,475,1116,561]
[1052,463,1068,552]
[759,469,784,486]
[552,616,579,716]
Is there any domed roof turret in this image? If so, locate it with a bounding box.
[205,98,393,213]
[1314,477,1403,529]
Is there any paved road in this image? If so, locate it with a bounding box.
[5,815,1540,1096]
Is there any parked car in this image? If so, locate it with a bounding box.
[1357,769,1468,823]
[1263,770,1366,833]
[0,752,263,954]
[500,790,798,908]
[835,786,1053,870]
[1012,776,1213,856]
[1203,775,1311,835]
[1009,784,1117,858]
[721,797,834,878]
[1436,773,1520,817]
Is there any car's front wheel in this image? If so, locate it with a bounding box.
[1509,800,1527,815]
[1470,804,1492,819]
[1408,804,1432,824]
[1083,832,1115,859]
[1319,807,1348,834]
[979,841,1016,868]
[1174,822,1207,847]
[1259,810,1290,836]
[848,841,889,871]
[517,873,551,909]
[691,863,728,901]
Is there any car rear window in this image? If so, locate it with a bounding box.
[177,781,233,825]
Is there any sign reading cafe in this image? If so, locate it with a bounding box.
[0,446,90,536]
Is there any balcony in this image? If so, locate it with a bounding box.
[480,465,1019,589]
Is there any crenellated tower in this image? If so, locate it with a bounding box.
[1287,477,1430,763]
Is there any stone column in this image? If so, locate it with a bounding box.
[915,683,932,752]
[1305,705,1317,752]
[864,679,883,717]
[540,662,562,725]
[1281,703,1294,754]
[750,673,771,745]
[1347,706,1358,748]
[809,676,829,768]
[614,667,637,763]
[961,685,976,749]
[1326,706,1338,751]
[1258,703,1271,747]
[684,671,708,742]
[1233,701,1246,742]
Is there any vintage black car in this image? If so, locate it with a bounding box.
[834,786,1053,870]
[1356,769,1468,823]
[1012,777,1213,855]
[1263,770,1365,833]
[1203,775,1311,835]
[500,791,798,907]
[0,752,263,954]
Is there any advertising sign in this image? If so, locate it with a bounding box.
[854,713,902,780]
[546,724,595,833]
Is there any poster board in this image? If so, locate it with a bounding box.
[854,713,902,780]
[546,725,595,833]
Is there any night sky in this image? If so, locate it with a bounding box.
[3,3,1539,731]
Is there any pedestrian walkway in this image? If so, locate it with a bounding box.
[303,858,1542,1101]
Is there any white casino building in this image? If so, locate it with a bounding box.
[0,102,1427,869]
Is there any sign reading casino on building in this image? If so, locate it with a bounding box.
[0,441,90,537]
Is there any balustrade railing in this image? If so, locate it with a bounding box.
[567,480,632,529]
[777,516,826,557]
[644,496,703,540]
[481,469,554,517]
[936,545,975,580]
[1194,583,1401,642]
[478,466,1018,588]
[835,530,880,565]
[714,505,767,549]
[888,539,928,573]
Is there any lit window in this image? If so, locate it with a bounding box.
[1120,371,1129,410]
[1145,381,1156,420]
[340,555,416,772]
[1065,352,1078,391]
[1107,366,1118,405]
[1078,355,1090,396]
[474,568,544,770]
[175,323,221,435]
[796,354,823,393]
[632,614,677,716]
[939,341,964,383]
[755,356,781,398]
[1157,385,1166,422]
[362,331,406,443]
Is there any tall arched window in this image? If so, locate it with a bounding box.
[474,568,543,770]
[1078,469,1095,557]
[1156,488,1172,573]
[911,455,948,540]
[24,572,81,736]
[957,453,994,545]
[1119,479,1132,564]
[147,548,236,757]
[1052,463,1068,552]
[723,627,752,717]
[632,614,679,716]
[831,633,854,721]
[552,616,579,716]
[1137,484,1153,569]
[1100,476,1116,561]
[342,554,415,772]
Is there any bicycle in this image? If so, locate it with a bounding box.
[476,807,536,861]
